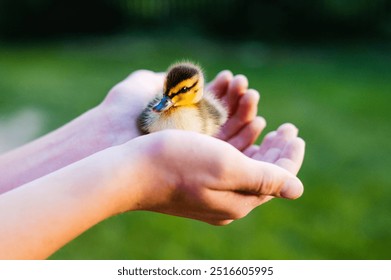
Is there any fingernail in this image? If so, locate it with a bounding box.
[281,177,304,199]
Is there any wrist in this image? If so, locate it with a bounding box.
[105,141,151,215]
[0,107,115,193]
[62,103,136,155]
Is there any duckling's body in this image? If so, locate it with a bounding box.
[138,62,227,136]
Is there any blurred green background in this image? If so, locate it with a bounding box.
[0,0,390,259]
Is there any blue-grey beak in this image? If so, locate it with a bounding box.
[153,95,173,113]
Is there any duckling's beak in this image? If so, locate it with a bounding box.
[153,95,173,113]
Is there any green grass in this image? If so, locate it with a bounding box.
[1,36,390,259]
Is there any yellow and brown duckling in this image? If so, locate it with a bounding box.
[137,62,228,136]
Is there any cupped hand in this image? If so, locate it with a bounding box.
[102,70,305,225]
[121,127,304,226]
[99,69,264,152]
[208,71,266,152]
[99,70,165,143]
[243,123,306,205]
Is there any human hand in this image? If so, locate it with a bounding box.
[99,70,165,144]
[0,68,275,194]
[0,122,304,259]
[209,71,266,152]
[245,123,305,175]
[118,127,304,226]
[99,69,263,152]
[243,123,305,205]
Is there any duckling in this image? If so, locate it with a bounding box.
[137,62,228,136]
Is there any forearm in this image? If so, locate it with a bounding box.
[0,145,138,260]
[0,105,120,194]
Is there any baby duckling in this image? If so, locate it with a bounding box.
[138,62,228,136]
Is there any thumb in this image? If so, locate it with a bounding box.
[234,157,304,199]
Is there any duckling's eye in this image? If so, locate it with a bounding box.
[179,87,189,94]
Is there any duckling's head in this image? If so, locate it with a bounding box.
[153,62,204,112]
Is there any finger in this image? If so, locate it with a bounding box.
[275,137,305,175]
[208,144,303,199]
[257,123,298,156]
[201,189,270,224]
[227,117,266,151]
[275,122,298,139]
[257,131,278,156]
[223,75,248,116]
[256,147,281,163]
[168,190,258,225]
[233,158,304,199]
[206,70,233,98]
[219,89,260,141]
[272,123,299,148]
[211,220,234,226]
[243,145,259,157]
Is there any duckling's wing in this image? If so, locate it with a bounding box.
[137,94,162,134]
[199,92,228,135]
[203,92,228,124]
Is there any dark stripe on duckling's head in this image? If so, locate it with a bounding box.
[169,80,198,98]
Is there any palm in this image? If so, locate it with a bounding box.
[245,123,305,175]
[241,123,305,204]
[101,70,304,176]
[101,70,165,140]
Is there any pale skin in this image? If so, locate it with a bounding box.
[0,70,305,259]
